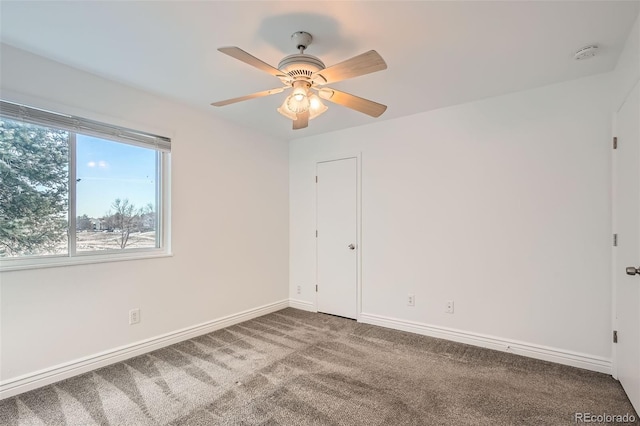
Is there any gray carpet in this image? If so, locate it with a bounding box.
[0,308,637,425]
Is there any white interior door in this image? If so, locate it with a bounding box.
[615,82,640,413]
[316,157,357,319]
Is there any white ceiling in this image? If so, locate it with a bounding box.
[1,1,638,140]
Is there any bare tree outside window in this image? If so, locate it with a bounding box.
[103,198,154,249]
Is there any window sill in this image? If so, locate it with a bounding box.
[0,251,173,272]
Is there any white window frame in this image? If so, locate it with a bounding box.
[0,101,172,271]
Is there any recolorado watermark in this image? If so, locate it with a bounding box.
[574,412,636,423]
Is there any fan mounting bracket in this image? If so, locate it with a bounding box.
[291,31,313,51]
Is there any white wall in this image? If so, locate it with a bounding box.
[0,45,289,385]
[290,72,614,369]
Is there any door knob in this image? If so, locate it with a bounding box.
[348,244,355,250]
[625,266,640,276]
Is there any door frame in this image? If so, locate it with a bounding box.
[611,79,640,380]
[314,152,362,320]
[611,107,619,380]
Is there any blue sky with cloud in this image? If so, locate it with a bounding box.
[76,135,156,218]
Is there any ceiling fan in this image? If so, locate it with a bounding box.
[211,31,388,130]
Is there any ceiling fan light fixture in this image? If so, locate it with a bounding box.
[277,98,298,120]
[286,93,310,114]
[277,80,314,118]
[277,92,327,121]
[309,94,328,120]
[291,83,308,102]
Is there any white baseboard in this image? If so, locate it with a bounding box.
[3,301,611,400]
[359,312,612,375]
[0,299,289,400]
[288,298,316,312]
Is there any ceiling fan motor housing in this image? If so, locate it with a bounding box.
[278,54,325,81]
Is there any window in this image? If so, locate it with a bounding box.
[0,100,170,269]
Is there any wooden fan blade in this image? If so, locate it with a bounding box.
[218,47,286,79]
[318,88,387,118]
[211,87,285,107]
[293,110,309,130]
[312,50,387,85]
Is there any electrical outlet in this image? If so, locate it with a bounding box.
[129,308,140,325]
[446,300,454,314]
[297,285,301,295]
[407,294,415,307]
